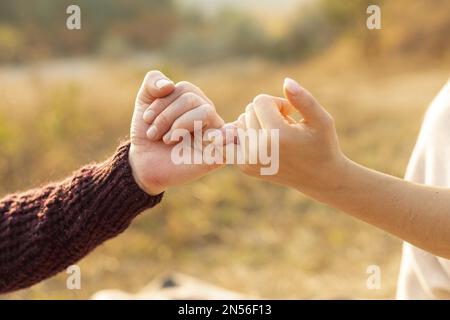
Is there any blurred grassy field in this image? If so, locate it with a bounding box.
[1,39,448,299]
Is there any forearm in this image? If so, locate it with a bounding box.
[236,78,450,257]
[303,157,450,258]
[0,142,163,294]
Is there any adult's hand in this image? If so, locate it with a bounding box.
[234,78,346,194]
[129,70,224,195]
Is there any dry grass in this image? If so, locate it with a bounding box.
[1,45,449,299]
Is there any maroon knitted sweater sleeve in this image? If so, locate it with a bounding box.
[0,142,163,294]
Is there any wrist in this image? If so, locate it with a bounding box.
[128,147,166,196]
[295,152,352,199]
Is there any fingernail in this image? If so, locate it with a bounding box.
[146,125,158,140]
[143,109,156,123]
[155,79,173,89]
[284,77,302,95]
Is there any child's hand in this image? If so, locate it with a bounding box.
[234,78,347,195]
[142,81,224,144]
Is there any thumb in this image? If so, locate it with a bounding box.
[136,70,175,105]
[283,77,329,125]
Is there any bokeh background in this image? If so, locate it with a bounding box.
[1,0,449,299]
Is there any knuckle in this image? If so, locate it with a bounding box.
[202,104,216,124]
[176,80,194,92]
[153,98,168,112]
[181,91,198,105]
[237,113,246,127]
[253,94,271,105]
[154,112,170,128]
[203,103,215,115]
[194,107,208,123]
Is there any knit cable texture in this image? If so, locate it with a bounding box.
[0,142,163,294]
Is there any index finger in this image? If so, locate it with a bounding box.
[252,94,291,129]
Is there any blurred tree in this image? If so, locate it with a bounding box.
[0,24,24,62]
[0,0,448,64]
[167,8,268,64]
[0,0,179,62]
[214,9,267,57]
